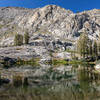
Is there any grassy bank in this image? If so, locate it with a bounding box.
[15,58,40,66]
[0,57,95,68]
[48,59,95,66]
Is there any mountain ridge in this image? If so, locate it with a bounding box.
[0,5,100,46]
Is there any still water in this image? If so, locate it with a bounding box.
[0,64,100,100]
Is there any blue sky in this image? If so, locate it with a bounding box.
[0,0,99,12]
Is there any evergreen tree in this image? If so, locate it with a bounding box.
[97,33,100,56]
[77,33,90,58]
[98,42,100,56]
[93,41,98,59]
[24,32,29,44]
[77,33,83,57]
[14,34,23,46]
[88,41,93,57]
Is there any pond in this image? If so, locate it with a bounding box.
[0,64,100,100]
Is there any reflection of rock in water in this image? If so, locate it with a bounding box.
[0,65,76,85]
[0,70,28,85]
[0,65,36,85]
[0,64,100,86]
[0,65,100,100]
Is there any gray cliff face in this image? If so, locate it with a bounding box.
[0,5,100,46]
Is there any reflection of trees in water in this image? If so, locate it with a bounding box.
[77,65,100,100]
[1,65,100,100]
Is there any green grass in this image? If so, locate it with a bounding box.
[48,59,94,66]
[16,58,40,66]
[51,59,67,65]
[65,48,78,53]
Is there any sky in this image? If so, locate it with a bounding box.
[0,0,99,12]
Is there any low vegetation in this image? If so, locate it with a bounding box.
[16,58,40,66]
[47,58,93,66]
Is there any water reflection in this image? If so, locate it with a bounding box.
[0,64,100,100]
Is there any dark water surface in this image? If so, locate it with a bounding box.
[0,64,100,100]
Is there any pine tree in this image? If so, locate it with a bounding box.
[77,33,90,58]
[98,42,100,56]
[88,41,93,57]
[77,33,83,57]
[97,32,100,56]
[24,32,29,44]
[14,34,23,46]
[93,41,98,59]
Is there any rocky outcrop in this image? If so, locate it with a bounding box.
[0,5,100,46]
[0,45,51,62]
[0,33,74,61]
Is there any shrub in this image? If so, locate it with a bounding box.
[14,34,23,46]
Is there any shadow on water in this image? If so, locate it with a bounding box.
[0,64,100,100]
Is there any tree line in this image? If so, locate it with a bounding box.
[77,33,100,59]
